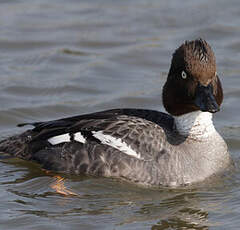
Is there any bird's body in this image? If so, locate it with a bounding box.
[0,39,232,186]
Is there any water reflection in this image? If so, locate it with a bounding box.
[0,155,239,229]
[152,214,209,230]
[150,194,209,230]
[117,191,210,229]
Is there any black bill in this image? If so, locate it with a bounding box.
[194,83,219,113]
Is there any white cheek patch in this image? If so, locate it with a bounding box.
[92,131,141,159]
[48,132,86,145]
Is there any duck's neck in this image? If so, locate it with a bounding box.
[173,111,216,139]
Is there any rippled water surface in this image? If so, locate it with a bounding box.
[1,0,240,229]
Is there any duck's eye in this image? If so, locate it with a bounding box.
[181,71,187,79]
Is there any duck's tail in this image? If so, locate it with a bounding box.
[0,130,69,172]
[0,131,32,159]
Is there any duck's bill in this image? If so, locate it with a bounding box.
[194,83,219,113]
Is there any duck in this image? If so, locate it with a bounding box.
[0,39,232,187]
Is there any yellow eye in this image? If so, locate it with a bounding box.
[181,71,187,79]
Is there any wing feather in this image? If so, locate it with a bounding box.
[23,109,173,160]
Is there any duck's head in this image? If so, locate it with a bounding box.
[163,39,223,116]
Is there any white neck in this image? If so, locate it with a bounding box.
[174,111,216,139]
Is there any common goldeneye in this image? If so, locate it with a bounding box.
[0,39,231,186]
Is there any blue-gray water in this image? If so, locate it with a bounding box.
[1,0,240,229]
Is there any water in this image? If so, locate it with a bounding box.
[1,0,240,229]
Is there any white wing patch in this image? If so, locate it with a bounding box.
[48,132,86,145]
[74,132,86,143]
[48,133,71,145]
[92,131,141,159]
[47,130,141,160]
